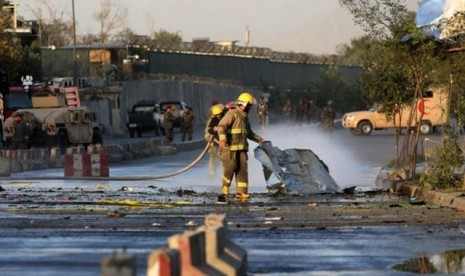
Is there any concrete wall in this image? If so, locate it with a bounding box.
[149,52,363,88]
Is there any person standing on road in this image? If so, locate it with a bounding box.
[163,105,176,142]
[11,113,29,150]
[283,99,293,126]
[256,96,268,130]
[181,107,196,141]
[217,92,264,202]
[321,100,336,132]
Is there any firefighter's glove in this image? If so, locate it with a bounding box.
[219,140,227,149]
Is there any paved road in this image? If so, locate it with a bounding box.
[0,125,464,275]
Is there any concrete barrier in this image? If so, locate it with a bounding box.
[64,146,110,177]
[147,213,247,276]
[5,150,22,172]
[0,136,201,173]
[0,156,11,176]
[147,248,181,276]
[47,147,63,168]
[202,214,247,275]
[168,231,222,275]
[101,250,136,276]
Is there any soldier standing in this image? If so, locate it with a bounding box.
[256,96,268,130]
[283,99,293,126]
[181,107,195,141]
[297,99,305,124]
[163,106,176,142]
[11,113,29,150]
[321,100,336,132]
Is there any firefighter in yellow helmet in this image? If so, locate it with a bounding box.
[205,104,225,177]
[217,92,264,202]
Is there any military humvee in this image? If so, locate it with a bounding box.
[3,88,103,152]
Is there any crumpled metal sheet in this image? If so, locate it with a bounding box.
[254,141,341,194]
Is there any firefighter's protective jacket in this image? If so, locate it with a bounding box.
[218,108,262,151]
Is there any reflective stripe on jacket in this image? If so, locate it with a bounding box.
[217,108,261,151]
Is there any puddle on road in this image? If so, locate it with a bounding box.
[393,249,465,274]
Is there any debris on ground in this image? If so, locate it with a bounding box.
[254,141,341,195]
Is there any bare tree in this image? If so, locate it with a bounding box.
[93,0,127,43]
[28,0,73,47]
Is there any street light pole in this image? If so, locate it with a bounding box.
[72,0,77,85]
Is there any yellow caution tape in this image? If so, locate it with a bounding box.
[96,198,191,208]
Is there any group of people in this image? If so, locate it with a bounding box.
[205,92,265,203]
[162,105,196,143]
[283,98,336,132]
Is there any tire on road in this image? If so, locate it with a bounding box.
[358,121,373,135]
[420,121,433,135]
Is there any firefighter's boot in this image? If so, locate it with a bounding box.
[236,193,250,202]
[217,186,230,204]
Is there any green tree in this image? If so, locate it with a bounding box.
[153,29,182,46]
[312,64,364,113]
[340,0,447,176]
[0,1,21,78]
[112,27,152,46]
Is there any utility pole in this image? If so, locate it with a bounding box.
[72,0,77,85]
[13,0,17,30]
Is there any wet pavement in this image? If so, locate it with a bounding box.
[0,126,465,275]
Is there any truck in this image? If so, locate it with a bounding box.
[3,83,103,152]
[126,100,163,138]
[342,87,449,135]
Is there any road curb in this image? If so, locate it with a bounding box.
[395,182,465,212]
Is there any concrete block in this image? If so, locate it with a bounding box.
[203,214,247,275]
[147,248,181,276]
[201,225,247,276]
[0,156,11,176]
[168,231,221,276]
[7,150,23,172]
[101,251,136,276]
[48,147,64,168]
[64,153,110,177]
[18,150,31,171]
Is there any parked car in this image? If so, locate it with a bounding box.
[126,100,163,138]
[159,101,191,128]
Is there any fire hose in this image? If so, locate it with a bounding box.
[0,142,212,181]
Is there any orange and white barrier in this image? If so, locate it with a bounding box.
[64,146,109,177]
[147,213,247,276]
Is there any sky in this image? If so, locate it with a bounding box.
[17,0,420,55]
[416,0,465,38]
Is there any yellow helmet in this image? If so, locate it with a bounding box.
[211,104,224,115]
[237,92,256,105]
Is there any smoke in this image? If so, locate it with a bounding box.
[248,123,373,192]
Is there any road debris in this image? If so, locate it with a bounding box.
[254,141,341,195]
